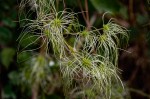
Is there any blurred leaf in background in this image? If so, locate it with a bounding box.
[90,0,121,13]
[0,27,12,45]
[0,48,15,69]
[2,85,16,99]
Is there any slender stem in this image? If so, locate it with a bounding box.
[56,0,59,11]
[129,88,150,98]
[63,0,66,9]
[85,0,90,30]
[129,0,135,25]
[32,83,39,99]
[40,37,47,55]
[77,0,88,27]
[31,38,46,99]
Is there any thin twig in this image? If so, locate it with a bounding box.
[129,0,135,25]
[56,0,59,11]
[77,0,88,27]
[32,83,39,99]
[63,0,66,9]
[129,88,150,98]
[85,0,90,30]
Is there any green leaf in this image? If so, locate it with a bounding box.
[90,0,121,13]
[66,0,78,7]
[119,6,128,19]
[0,27,12,44]
[8,71,20,85]
[2,18,16,28]
[0,48,15,68]
[2,85,16,99]
[18,33,39,48]
[47,94,62,99]
[17,51,31,63]
[136,13,149,25]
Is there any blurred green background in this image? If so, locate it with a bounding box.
[0,0,150,99]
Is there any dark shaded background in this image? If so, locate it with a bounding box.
[0,0,150,99]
